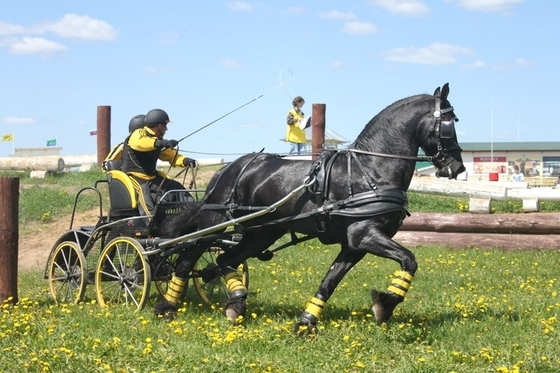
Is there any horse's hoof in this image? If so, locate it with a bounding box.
[223,296,246,324]
[294,312,319,336]
[224,308,239,324]
[154,300,178,322]
[371,289,403,325]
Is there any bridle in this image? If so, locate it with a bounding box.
[349,96,461,164]
[431,94,461,166]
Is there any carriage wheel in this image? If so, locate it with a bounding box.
[193,247,249,305]
[47,241,87,304]
[95,237,151,312]
[153,253,188,300]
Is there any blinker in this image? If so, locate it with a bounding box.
[440,120,455,139]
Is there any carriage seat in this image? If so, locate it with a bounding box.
[104,159,122,171]
[107,169,139,218]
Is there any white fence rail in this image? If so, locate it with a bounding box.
[409,177,560,213]
[0,155,225,178]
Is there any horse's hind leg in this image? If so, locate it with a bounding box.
[154,245,207,321]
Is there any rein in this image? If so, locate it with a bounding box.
[346,148,435,162]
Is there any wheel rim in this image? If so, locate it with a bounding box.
[48,241,86,304]
[95,237,150,312]
[193,248,249,305]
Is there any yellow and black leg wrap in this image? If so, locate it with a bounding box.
[225,271,247,299]
[304,296,327,319]
[387,271,413,299]
[164,276,186,305]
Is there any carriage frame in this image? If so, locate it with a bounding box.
[44,167,251,312]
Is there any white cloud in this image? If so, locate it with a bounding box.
[218,59,243,69]
[318,11,358,20]
[463,60,487,69]
[2,116,35,125]
[369,0,430,17]
[0,21,27,35]
[513,58,532,67]
[382,42,473,64]
[452,0,523,13]
[329,60,345,69]
[44,14,117,41]
[0,14,116,56]
[226,2,252,11]
[463,58,532,70]
[4,36,67,56]
[341,21,378,35]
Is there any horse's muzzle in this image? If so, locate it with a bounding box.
[436,164,465,179]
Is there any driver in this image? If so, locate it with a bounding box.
[102,114,146,172]
[121,108,198,215]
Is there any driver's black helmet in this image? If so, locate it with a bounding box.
[144,109,170,126]
[128,114,146,133]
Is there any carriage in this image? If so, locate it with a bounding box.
[45,84,465,333]
[44,160,249,312]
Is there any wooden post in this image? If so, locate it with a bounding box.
[97,105,111,167]
[0,177,19,304]
[311,104,326,161]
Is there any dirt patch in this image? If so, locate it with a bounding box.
[18,209,100,272]
[17,166,221,273]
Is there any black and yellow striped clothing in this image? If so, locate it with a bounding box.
[121,126,187,181]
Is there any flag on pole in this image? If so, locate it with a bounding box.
[2,133,14,142]
[89,130,97,136]
[46,139,57,146]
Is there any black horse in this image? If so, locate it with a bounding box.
[156,83,465,333]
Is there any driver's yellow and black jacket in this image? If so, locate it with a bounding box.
[121,126,187,181]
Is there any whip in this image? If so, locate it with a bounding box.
[177,69,293,143]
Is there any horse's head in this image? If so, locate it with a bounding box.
[420,83,465,179]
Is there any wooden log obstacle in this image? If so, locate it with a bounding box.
[395,212,560,250]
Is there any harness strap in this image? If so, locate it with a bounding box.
[349,151,378,192]
[244,189,408,230]
[346,152,352,196]
[226,152,264,204]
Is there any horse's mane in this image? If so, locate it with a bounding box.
[351,94,431,152]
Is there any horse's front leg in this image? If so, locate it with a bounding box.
[348,222,418,325]
[295,245,365,335]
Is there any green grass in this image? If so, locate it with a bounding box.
[3,167,560,372]
[3,244,559,372]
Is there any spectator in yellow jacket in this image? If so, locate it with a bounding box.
[286,96,307,155]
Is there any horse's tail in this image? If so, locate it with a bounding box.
[160,201,203,238]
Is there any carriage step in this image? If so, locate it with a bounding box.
[80,225,96,232]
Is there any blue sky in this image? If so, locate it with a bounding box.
[1,0,557,162]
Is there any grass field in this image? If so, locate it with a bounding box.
[3,243,559,372]
[1,168,560,372]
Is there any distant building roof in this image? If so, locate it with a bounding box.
[460,142,560,152]
[304,127,349,145]
[280,127,350,145]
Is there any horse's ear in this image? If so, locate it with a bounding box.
[441,83,450,100]
[433,86,441,97]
